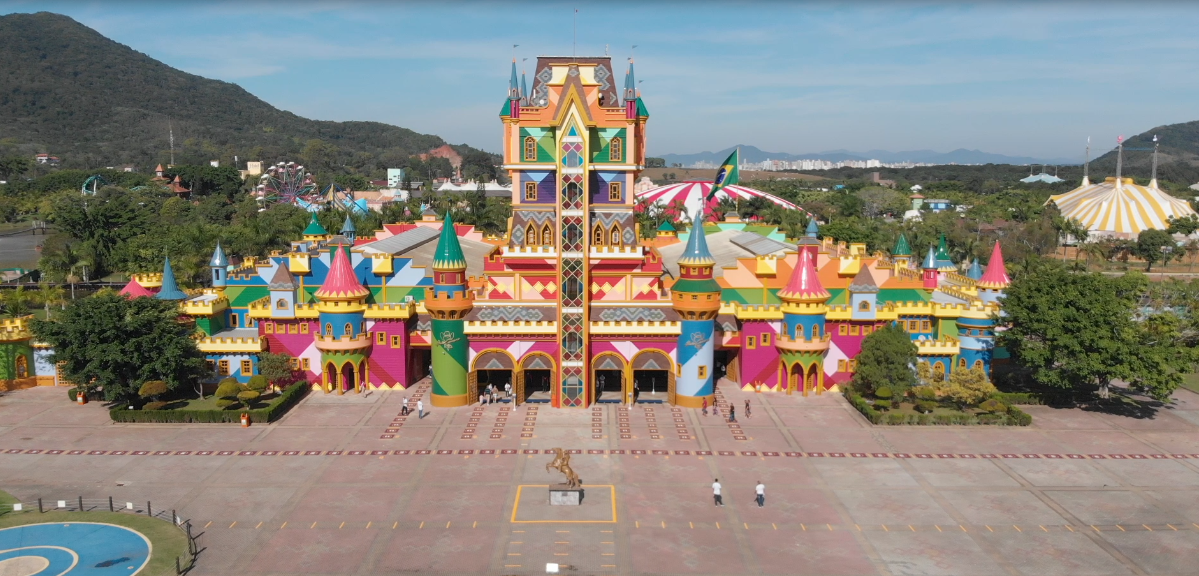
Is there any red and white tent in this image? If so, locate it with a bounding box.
[635,182,803,222]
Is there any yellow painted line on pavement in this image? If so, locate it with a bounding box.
[310,522,317,529]
[801,524,806,531]
[419,522,424,529]
[715,522,720,529]
[689,522,694,529]
[1168,524,1178,531]
[204,521,212,529]
[472,521,476,528]
[602,553,615,556]
[772,523,777,530]
[554,553,569,556]
[635,521,639,528]
[555,541,569,544]
[909,525,916,532]
[255,522,262,530]
[446,521,451,528]
[1066,525,1074,532]
[556,530,570,533]
[229,521,237,529]
[986,525,993,532]
[744,523,748,530]
[1116,525,1125,532]
[827,524,832,531]
[1013,525,1021,533]
[1092,525,1100,532]
[882,525,888,532]
[505,565,522,568]
[508,553,521,556]
[392,522,397,529]
[366,522,371,529]
[855,524,860,531]
[1039,525,1047,532]
[280,522,287,530]
[1194,523,1199,530]
[602,564,616,567]
[1143,525,1152,531]
[511,542,522,544]
[662,521,666,528]
[339,522,345,529]
[960,525,967,532]
[600,530,611,533]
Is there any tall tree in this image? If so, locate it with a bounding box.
[850,323,918,397]
[1134,229,1175,272]
[32,291,206,403]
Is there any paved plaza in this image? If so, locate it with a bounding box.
[3,382,1199,576]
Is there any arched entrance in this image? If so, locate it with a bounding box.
[631,350,672,404]
[520,353,554,404]
[806,363,821,395]
[591,353,627,404]
[15,355,27,379]
[340,363,356,394]
[472,350,515,404]
[787,362,803,395]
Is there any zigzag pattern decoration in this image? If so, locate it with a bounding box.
[590,210,631,228]
[475,306,548,322]
[632,351,671,370]
[595,307,669,322]
[595,356,623,370]
[522,355,552,370]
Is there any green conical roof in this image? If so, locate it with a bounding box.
[677,222,715,267]
[893,234,911,256]
[657,220,676,232]
[156,256,188,300]
[303,212,328,236]
[433,213,467,271]
[935,234,951,260]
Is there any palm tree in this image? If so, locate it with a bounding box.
[35,282,66,319]
[39,242,92,300]
[1,286,32,318]
[1079,242,1107,271]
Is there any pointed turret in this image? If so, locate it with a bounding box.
[119,278,154,299]
[315,244,369,301]
[921,245,937,270]
[509,59,520,99]
[340,215,357,243]
[425,213,473,407]
[678,222,715,268]
[778,249,830,303]
[209,241,228,288]
[267,261,297,318]
[156,256,188,301]
[520,69,529,106]
[921,245,939,289]
[303,212,329,242]
[933,234,955,270]
[432,214,467,271]
[624,59,638,118]
[977,241,1010,290]
[893,234,911,256]
[805,219,819,238]
[656,220,677,239]
[967,258,983,281]
[848,267,879,293]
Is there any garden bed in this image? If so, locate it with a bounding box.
[108,383,308,424]
[846,390,1032,426]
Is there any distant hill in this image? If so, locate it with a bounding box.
[1091,121,1199,185]
[0,12,495,177]
[656,145,1078,168]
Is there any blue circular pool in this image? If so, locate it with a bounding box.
[0,522,150,575]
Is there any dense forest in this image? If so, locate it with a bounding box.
[0,12,499,182]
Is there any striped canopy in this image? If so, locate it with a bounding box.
[1047,178,1196,237]
[636,182,804,222]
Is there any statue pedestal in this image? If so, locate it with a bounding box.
[549,484,584,506]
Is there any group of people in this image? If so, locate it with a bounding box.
[711,478,766,508]
[400,397,424,419]
[701,398,752,422]
[480,382,511,405]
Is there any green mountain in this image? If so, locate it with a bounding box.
[1091,121,1199,186]
[0,12,495,178]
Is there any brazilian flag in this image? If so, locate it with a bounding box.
[706,149,740,201]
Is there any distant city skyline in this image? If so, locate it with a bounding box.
[3,1,1197,160]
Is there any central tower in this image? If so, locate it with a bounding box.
[500,55,649,407]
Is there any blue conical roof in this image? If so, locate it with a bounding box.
[967,258,983,280]
[805,219,819,238]
[520,71,528,104]
[341,215,356,233]
[921,245,937,270]
[209,241,228,267]
[677,223,715,267]
[156,256,188,300]
[509,60,519,98]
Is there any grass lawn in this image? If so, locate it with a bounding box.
[1181,372,1199,395]
[0,489,192,575]
[158,390,282,411]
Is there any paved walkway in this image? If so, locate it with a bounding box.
[3,381,1199,575]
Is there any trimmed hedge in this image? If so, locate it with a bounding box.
[845,390,1032,426]
[68,388,79,401]
[992,392,1043,405]
[110,383,309,423]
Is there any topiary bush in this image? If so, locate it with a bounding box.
[978,398,1008,413]
[138,380,168,400]
[247,375,269,393]
[142,401,168,411]
[914,400,937,413]
[214,398,236,409]
[915,386,937,401]
[874,387,893,400]
[68,388,80,401]
[873,399,891,410]
[237,390,260,407]
[1006,406,1032,426]
[917,413,931,425]
[886,412,906,425]
[215,380,243,401]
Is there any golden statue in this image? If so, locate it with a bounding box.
[546,447,581,489]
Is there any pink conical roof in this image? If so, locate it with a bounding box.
[119,279,155,298]
[778,249,830,302]
[315,244,370,300]
[977,241,1010,289]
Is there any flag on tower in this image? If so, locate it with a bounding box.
[706,149,740,201]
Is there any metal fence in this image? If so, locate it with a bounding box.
[7,496,199,574]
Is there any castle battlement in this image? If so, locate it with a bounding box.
[197,336,264,353]
[914,337,960,355]
[314,333,371,351]
[131,272,163,288]
[0,315,33,342]
[590,320,681,335]
[466,320,558,335]
[775,332,832,352]
[365,302,417,319]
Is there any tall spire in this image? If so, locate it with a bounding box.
[156,256,188,300]
[509,59,520,99]
[209,241,228,268]
[315,244,370,300]
[1115,135,1124,189]
[303,212,328,239]
[967,258,983,281]
[778,248,829,302]
[520,69,528,106]
[805,219,819,238]
[1150,134,1160,189]
[921,245,937,270]
[677,222,715,267]
[1082,137,1091,186]
[340,215,357,242]
[624,58,637,103]
[433,213,467,271]
[977,241,1011,289]
[892,234,911,256]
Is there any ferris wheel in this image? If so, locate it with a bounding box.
[255,162,321,209]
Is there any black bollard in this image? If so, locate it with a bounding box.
[172,509,177,525]
[176,557,181,575]
[147,501,152,517]
[109,496,113,512]
[37,498,42,513]
[78,496,83,511]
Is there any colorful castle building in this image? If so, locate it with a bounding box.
[0,55,1009,405]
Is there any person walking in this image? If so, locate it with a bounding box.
[702,397,708,416]
[712,478,724,507]
[745,399,752,419]
[505,382,512,398]
[728,405,736,422]
[417,399,424,419]
[755,481,765,508]
[402,397,409,416]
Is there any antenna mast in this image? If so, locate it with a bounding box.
[168,117,175,167]
[1082,137,1090,186]
[1150,135,1160,189]
[1115,135,1124,189]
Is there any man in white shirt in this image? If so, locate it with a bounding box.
[755,481,765,508]
[402,397,409,416]
[505,382,512,398]
[417,399,424,419]
[712,478,723,507]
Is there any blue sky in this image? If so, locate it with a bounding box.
[4,1,1198,160]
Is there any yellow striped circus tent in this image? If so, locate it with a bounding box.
[1046,177,1196,238]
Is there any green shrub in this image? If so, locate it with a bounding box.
[138,380,168,399]
[977,412,1003,424]
[1006,406,1033,426]
[247,375,269,392]
[915,386,937,401]
[917,413,931,425]
[237,390,260,406]
[214,399,236,409]
[873,399,891,410]
[914,400,937,413]
[932,413,952,425]
[215,380,243,400]
[874,387,893,399]
[992,392,1043,405]
[109,383,308,424]
[142,401,168,411]
[886,412,906,425]
[978,398,1008,413]
[68,388,79,401]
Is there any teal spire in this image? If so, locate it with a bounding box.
[624,60,636,101]
[921,245,937,270]
[520,70,528,105]
[303,212,328,237]
[967,258,983,280]
[209,241,228,267]
[892,234,911,256]
[657,220,676,232]
[933,234,955,268]
[677,222,715,267]
[156,256,187,300]
[432,213,467,271]
[509,59,520,99]
[340,215,357,242]
[805,219,819,238]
